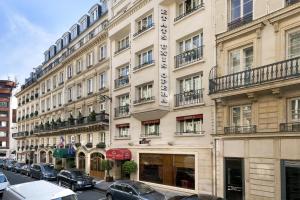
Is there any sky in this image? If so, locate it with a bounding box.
[0,0,100,86]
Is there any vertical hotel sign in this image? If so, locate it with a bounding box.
[158,6,169,106]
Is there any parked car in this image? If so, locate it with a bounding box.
[169,194,223,200]
[12,162,26,173]
[106,180,167,200]
[57,169,95,191]
[2,180,77,200]
[30,163,57,180]
[0,159,5,168]
[19,164,31,176]
[0,173,10,195]
[3,160,16,171]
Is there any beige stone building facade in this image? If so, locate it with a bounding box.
[14,0,216,195]
[210,0,300,199]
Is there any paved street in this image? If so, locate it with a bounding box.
[0,170,106,200]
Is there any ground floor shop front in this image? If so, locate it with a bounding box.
[214,136,300,200]
[109,146,213,194]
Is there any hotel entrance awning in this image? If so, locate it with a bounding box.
[106,148,131,160]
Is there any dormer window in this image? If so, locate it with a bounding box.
[70,24,79,40]
[44,50,50,62]
[79,15,89,32]
[63,33,70,47]
[56,39,62,52]
[89,4,101,24]
[91,9,98,22]
[49,46,56,58]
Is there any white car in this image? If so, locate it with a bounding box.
[0,173,10,193]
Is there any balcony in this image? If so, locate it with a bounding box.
[115,105,130,118]
[12,131,29,139]
[140,132,160,138]
[174,2,204,22]
[133,96,155,105]
[209,56,300,94]
[114,134,131,140]
[133,23,154,38]
[34,112,109,134]
[133,60,154,71]
[224,125,257,134]
[228,13,253,30]
[286,0,300,6]
[115,76,129,89]
[174,89,203,107]
[114,44,130,55]
[280,122,300,132]
[175,131,204,136]
[175,46,203,69]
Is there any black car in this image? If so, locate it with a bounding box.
[169,194,223,200]
[106,180,166,200]
[12,162,26,173]
[57,169,95,191]
[19,164,31,176]
[30,163,57,180]
[3,160,16,171]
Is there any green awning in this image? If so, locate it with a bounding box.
[53,148,75,158]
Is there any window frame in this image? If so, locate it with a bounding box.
[230,104,252,127]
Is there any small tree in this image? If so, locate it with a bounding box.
[69,114,75,125]
[101,160,113,181]
[122,160,137,180]
[88,110,96,122]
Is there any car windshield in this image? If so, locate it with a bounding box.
[43,165,54,171]
[71,171,85,178]
[0,175,7,183]
[132,182,154,194]
[52,194,78,200]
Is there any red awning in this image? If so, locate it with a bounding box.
[106,148,131,160]
[176,114,203,121]
[142,119,160,125]
[116,123,130,128]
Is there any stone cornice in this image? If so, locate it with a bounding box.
[108,0,152,30]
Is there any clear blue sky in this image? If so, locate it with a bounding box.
[0,0,99,85]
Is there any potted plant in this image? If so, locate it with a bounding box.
[45,121,50,129]
[122,160,137,180]
[85,142,93,148]
[51,119,57,128]
[30,145,34,150]
[88,110,96,122]
[101,160,114,182]
[75,143,81,148]
[26,114,29,119]
[34,145,38,151]
[35,111,38,116]
[77,112,84,124]
[96,142,106,149]
[39,122,44,130]
[30,95,34,100]
[68,114,75,125]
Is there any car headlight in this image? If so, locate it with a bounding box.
[77,181,83,185]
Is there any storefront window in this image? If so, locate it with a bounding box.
[139,153,195,190]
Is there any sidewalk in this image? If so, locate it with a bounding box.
[94,180,191,199]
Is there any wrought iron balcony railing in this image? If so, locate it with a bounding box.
[209,56,300,94]
[280,122,300,132]
[175,131,204,136]
[175,46,203,69]
[12,131,29,138]
[140,132,160,138]
[174,89,203,107]
[115,105,130,118]
[133,23,154,37]
[33,112,109,134]
[133,60,154,71]
[114,44,130,55]
[115,76,129,89]
[174,2,204,22]
[114,134,131,140]
[228,13,253,30]
[224,125,257,134]
[133,96,155,105]
[286,0,300,6]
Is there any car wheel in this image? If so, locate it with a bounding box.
[71,184,76,191]
[107,194,113,200]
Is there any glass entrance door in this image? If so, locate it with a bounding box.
[282,160,300,200]
[225,158,244,200]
